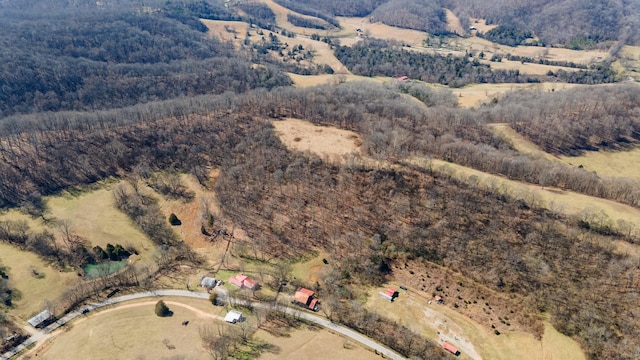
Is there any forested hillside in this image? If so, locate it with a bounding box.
[272,0,640,47]
[489,85,640,155]
[448,0,640,47]
[1,82,639,359]
[0,0,290,117]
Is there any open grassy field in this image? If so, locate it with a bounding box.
[0,243,77,319]
[255,326,379,360]
[31,294,377,360]
[271,118,362,161]
[559,147,640,182]
[486,59,581,75]
[456,36,609,65]
[290,250,330,284]
[490,122,640,183]
[260,0,340,37]
[337,16,429,47]
[47,183,153,254]
[148,173,221,249]
[200,19,251,47]
[612,45,640,80]
[469,18,497,33]
[33,297,224,360]
[366,286,585,360]
[455,82,582,107]
[445,9,465,35]
[287,73,391,87]
[0,180,156,263]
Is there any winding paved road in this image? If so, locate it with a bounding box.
[1,289,404,360]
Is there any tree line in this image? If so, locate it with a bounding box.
[334,39,614,87]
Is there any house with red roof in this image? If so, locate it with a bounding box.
[293,287,319,311]
[228,274,259,290]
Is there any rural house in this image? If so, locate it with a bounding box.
[228,274,258,290]
[293,287,319,311]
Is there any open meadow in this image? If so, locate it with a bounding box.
[490,122,640,183]
[455,82,583,107]
[46,184,153,255]
[0,243,77,319]
[32,298,223,360]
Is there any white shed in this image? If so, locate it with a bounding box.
[224,310,243,324]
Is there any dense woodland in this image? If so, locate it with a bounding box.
[448,0,640,46]
[1,1,640,359]
[0,1,292,117]
[274,0,385,18]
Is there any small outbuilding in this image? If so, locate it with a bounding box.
[293,287,319,311]
[396,75,410,82]
[434,295,444,304]
[442,342,460,356]
[27,309,54,328]
[379,287,399,302]
[224,310,243,324]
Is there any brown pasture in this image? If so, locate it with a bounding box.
[271,118,362,161]
[33,298,223,360]
[0,243,77,319]
[255,326,380,360]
